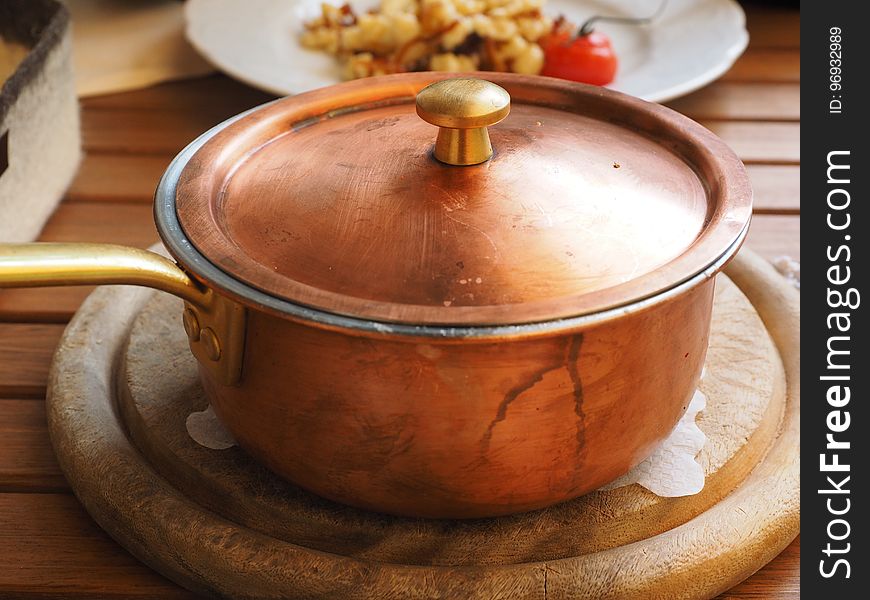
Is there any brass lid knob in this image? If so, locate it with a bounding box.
[416,78,511,166]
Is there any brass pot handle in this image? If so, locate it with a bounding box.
[0,242,209,307]
[0,242,245,386]
[416,78,511,166]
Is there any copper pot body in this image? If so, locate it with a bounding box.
[200,279,713,518]
[162,74,746,517]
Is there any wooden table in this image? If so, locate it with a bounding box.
[0,3,799,598]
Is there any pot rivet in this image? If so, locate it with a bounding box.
[182,308,201,341]
[200,327,222,361]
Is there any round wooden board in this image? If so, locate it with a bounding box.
[46,250,799,599]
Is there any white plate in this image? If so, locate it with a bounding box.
[185,0,748,102]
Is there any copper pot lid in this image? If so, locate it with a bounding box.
[174,73,751,326]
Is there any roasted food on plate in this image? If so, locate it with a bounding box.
[300,0,557,79]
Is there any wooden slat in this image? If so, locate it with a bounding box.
[79,77,274,156]
[39,203,158,247]
[744,5,800,48]
[82,75,275,112]
[0,400,67,492]
[718,537,800,599]
[82,109,216,155]
[747,165,799,213]
[0,287,92,324]
[721,50,800,83]
[67,154,173,204]
[668,83,799,121]
[744,215,800,261]
[0,324,65,398]
[0,493,200,599]
[701,121,799,164]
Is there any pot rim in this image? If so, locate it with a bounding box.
[155,80,751,342]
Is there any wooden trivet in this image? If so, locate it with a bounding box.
[47,250,799,599]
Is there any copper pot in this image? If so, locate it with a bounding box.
[0,73,751,518]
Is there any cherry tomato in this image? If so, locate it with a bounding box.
[540,30,618,86]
